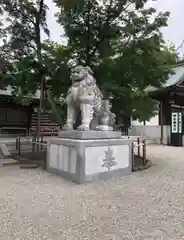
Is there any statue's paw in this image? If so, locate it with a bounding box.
[95,126,102,131]
[62,124,73,131]
[96,125,113,131]
[77,124,90,131]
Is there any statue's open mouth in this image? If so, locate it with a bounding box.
[72,80,81,86]
[72,75,81,81]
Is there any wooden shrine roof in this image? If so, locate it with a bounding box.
[147,61,184,100]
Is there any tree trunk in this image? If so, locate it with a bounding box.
[46,88,63,128]
[86,0,91,66]
[34,0,44,149]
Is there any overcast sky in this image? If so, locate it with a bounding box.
[44,0,184,56]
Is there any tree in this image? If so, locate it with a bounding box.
[54,0,178,125]
[0,0,50,141]
[0,0,72,116]
[0,0,179,129]
[41,40,71,98]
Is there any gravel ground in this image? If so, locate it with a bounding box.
[0,144,184,240]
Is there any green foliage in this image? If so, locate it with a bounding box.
[0,0,49,95]
[0,0,71,102]
[0,0,53,139]
[54,0,178,124]
[131,95,159,122]
[0,0,179,126]
[41,40,71,98]
[0,0,49,56]
[14,93,36,106]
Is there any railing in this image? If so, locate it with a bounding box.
[16,135,47,156]
[0,127,28,136]
[15,125,58,155]
[132,137,147,169]
[29,126,59,137]
[32,138,47,152]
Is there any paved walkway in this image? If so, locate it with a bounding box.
[0,145,184,240]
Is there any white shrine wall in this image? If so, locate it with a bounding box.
[129,115,170,144]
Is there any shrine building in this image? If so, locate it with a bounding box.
[130,60,184,146]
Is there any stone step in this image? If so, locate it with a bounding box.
[0,158,18,167]
[19,163,39,169]
[0,143,11,157]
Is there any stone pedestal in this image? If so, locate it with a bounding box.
[47,131,132,184]
[58,130,122,139]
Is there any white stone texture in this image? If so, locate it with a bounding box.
[49,144,58,169]
[70,147,77,174]
[85,145,129,175]
[63,65,115,131]
[58,145,64,170]
[49,144,77,174]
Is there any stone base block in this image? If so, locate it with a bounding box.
[47,137,132,184]
[58,130,122,139]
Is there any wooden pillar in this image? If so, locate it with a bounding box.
[160,100,163,144]
[161,100,170,125]
[159,98,171,145]
[27,106,33,136]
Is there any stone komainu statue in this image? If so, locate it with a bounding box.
[62,65,116,131]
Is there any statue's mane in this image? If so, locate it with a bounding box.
[71,65,103,99]
[85,71,96,83]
